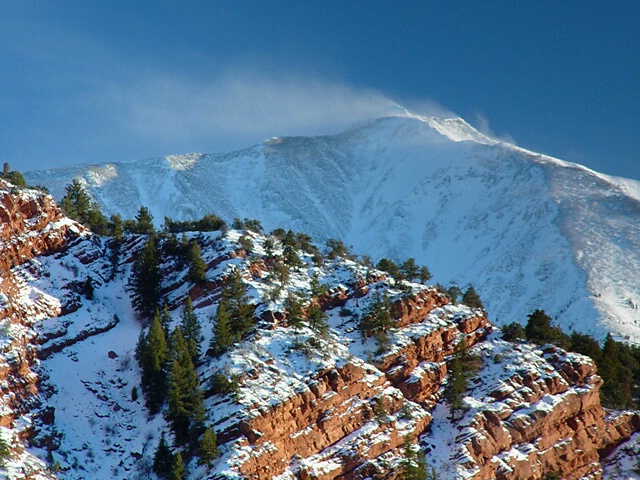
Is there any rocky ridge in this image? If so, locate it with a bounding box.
[0,180,84,478]
[0,182,639,478]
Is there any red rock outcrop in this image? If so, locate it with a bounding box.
[0,180,84,424]
[449,346,640,480]
[235,362,430,479]
[225,288,493,479]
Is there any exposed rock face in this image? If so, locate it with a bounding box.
[1,190,638,479]
[217,287,496,479]
[235,362,430,479]
[212,281,639,480]
[0,180,81,274]
[425,341,640,480]
[0,180,84,426]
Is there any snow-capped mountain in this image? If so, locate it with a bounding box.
[25,111,640,343]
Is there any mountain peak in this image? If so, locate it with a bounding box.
[367,104,500,146]
[23,118,640,345]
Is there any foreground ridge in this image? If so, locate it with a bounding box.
[0,181,638,478]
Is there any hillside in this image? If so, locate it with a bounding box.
[24,112,640,345]
[0,181,640,478]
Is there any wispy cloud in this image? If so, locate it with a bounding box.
[471,112,516,144]
[3,4,509,169]
[92,68,399,152]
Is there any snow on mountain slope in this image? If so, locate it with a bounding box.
[15,226,636,480]
[24,113,640,343]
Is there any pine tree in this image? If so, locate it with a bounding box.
[284,293,305,330]
[134,206,155,235]
[326,238,349,259]
[401,258,420,281]
[377,258,402,279]
[223,269,254,338]
[166,328,205,443]
[263,237,275,257]
[310,274,328,298]
[445,285,462,304]
[282,245,303,267]
[152,433,173,478]
[60,179,91,221]
[524,309,569,347]
[462,286,484,310]
[442,340,476,419]
[198,427,219,465]
[169,451,186,480]
[273,258,290,287]
[359,292,393,340]
[210,299,234,356]
[400,436,429,480]
[132,236,162,320]
[160,304,172,336]
[308,304,329,336]
[418,265,432,284]
[0,436,9,467]
[181,297,202,364]
[109,213,124,241]
[138,312,168,414]
[501,322,526,342]
[187,241,207,284]
[599,334,634,408]
[59,179,108,233]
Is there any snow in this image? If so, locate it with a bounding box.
[0,209,633,478]
[8,113,640,478]
[23,112,640,345]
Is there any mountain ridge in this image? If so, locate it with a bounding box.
[24,113,640,343]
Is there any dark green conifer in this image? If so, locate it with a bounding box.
[134,206,155,235]
[187,241,207,284]
[442,340,477,419]
[210,299,234,356]
[0,436,10,467]
[284,293,305,330]
[160,305,172,336]
[376,258,402,279]
[401,258,420,281]
[273,258,290,286]
[400,435,429,480]
[169,451,186,480]
[59,179,108,233]
[132,235,162,320]
[418,265,432,284]
[109,213,124,241]
[282,245,303,267]
[462,286,484,310]
[138,312,168,414]
[181,297,202,364]
[223,269,254,338]
[166,328,205,443]
[308,304,329,336]
[198,427,219,465]
[359,292,393,340]
[326,238,349,259]
[152,433,173,477]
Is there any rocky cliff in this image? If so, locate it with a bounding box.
[0,183,638,478]
[0,180,84,477]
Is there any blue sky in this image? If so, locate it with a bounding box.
[2,1,639,179]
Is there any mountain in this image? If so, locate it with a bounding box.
[1,180,640,479]
[25,111,640,344]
